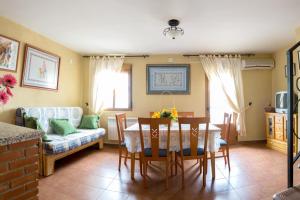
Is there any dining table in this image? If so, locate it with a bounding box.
[124,122,222,180]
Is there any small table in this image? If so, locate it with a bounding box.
[124,122,222,180]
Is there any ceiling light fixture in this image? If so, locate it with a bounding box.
[163,19,184,39]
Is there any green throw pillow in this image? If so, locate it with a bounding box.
[24,116,43,131]
[78,115,100,129]
[50,119,77,136]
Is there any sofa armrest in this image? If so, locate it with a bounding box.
[16,107,26,126]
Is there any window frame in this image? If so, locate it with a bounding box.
[105,64,133,111]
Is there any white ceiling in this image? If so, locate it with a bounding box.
[1,0,300,55]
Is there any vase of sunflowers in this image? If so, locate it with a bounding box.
[151,107,178,125]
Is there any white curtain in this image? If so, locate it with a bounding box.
[200,55,246,135]
[89,56,124,114]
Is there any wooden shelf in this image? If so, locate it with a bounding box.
[265,112,298,154]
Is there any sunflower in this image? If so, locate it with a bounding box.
[151,112,161,118]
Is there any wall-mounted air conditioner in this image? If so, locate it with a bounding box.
[242,58,274,70]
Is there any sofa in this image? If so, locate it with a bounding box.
[16,107,106,176]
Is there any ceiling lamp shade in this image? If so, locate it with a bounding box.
[163,19,184,39]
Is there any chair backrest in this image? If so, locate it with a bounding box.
[138,118,171,159]
[223,113,232,142]
[149,112,194,118]
[178,112,194,118]
[115,113,127,145]
[178,117,210,157]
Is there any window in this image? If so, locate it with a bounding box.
[105,64,132,110]
[209,80,233,124]
[207,72,235,124]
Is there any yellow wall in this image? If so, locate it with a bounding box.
[239,70,272,141]
[0,17,83,124]
[271,45,300,106]
[82,55,207,141]
[83,55,273,142]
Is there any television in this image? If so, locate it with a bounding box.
[275,91,298,113]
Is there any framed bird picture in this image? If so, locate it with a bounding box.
[22,44,60,90]
[0,34,20,72]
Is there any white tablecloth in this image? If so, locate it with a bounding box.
[124,123,222,153]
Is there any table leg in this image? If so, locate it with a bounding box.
[210,152,215,179]
[131,152,135,180]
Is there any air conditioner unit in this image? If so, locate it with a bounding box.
[242,58,274,70]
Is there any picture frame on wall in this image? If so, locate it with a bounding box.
[0,34,20,72]
[146,64,190,94]
[22,44,60,90]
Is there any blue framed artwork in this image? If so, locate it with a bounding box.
[146,64,190,94]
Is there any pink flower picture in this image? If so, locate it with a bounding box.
[0,73,16,105]
[0,90,9,104]
[2,74,17,87]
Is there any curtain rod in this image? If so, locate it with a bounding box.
[83,55,149,58]
[183,53,255,57]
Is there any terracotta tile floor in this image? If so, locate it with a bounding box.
[39,143,300,200]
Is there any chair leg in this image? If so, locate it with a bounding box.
[171,152,174,176]
[199,158,202,174]
[181,159,184,189]
[139,153,143,176]
[143,161,147,188]
[226,146,231,171]
[118,148,122,171]
[222,148,227,165]
[175,155,178,176]
[205,157,207,175]
[124,150,128,166]
[145,161,148,175]
[202,156,207,188]
[166,159,169,189]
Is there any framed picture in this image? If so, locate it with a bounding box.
[0,34,20,72]
[146,64,190,94]
[22,44,60,90]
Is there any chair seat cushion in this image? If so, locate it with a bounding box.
[144,148,167,157]
[219,138,227,146]
[179,148,204,156]
[120,143,126,147]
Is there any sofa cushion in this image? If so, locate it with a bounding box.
[50,119,77,136]
[43,128,106,154]
[78,115,100,129]
[24,116,44,131]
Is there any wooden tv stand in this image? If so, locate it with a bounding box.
[265,112,298,154]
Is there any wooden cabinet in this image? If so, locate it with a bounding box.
[265,112,298,154]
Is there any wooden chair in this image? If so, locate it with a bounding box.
[215,113,232,170]
[150,112,194,118]
[115,113,142,175]
[138,118,172,189]
[175,117,209,188]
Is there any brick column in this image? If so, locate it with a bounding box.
[0,139,39,200]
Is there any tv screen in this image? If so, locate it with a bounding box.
[276,92,287,110]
